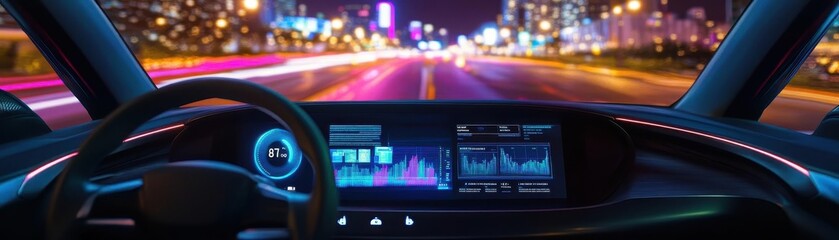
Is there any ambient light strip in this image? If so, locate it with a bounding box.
[22,152,79,185]
[615,118,810,176]
[21,124,185,189]
[122,124,185,143]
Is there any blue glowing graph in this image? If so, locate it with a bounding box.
[459,148,498,176]
[499,146,551,176]
[332,146,451,189]
[458,144,552,179]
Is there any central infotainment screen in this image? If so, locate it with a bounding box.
[327,123,566,199]
[454,124,564,197]
[328,125,453,190]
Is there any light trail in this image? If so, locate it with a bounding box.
[21,51,397,111]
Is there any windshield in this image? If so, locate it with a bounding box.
[96,0,750,100]
[15,0,814,130]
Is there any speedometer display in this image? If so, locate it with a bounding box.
[253,128,302,179]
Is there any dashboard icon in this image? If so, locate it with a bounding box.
[337,216,347,226]
[405,216,414,226]
[370,217,383,226]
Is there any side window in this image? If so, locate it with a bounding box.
[0,7,90,130]
[761,14,839,132]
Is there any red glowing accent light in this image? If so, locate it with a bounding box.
[22,152,78,184]
[21,124,186,190]
[616,117,810,176]
[123,124,185,143]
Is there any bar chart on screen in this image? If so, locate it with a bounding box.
[332,146,452,189]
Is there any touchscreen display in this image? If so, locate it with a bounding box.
[329,125,452,191]
[328,124,566,199]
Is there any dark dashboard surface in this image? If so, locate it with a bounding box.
[3,101,836,239]
[163,102,796,238]
[171,104,633,206]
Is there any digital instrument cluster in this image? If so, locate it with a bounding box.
[252,128,302,180]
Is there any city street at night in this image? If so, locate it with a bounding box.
[2,0,838,132]
[13,53,836,131]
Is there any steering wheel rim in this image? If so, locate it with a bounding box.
[45,78,338,239]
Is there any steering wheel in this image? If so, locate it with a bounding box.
[45,78,338,239]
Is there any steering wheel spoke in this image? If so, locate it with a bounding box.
[80,180,143,218]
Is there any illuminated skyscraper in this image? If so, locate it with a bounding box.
[502,0,589,33]
[260,0,297,25]
[339,3,372,33]
[501,0,522,28]
[376,2,395,38]
[98,0,282,54]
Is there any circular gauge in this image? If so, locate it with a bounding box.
[253,128,302,180]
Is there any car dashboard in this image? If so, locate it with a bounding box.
[159,102,792,238]
[5,101,823,239]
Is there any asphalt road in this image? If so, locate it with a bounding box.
[19,55,837,131]
[305,56,835,131]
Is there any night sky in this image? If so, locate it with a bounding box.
[297,0,731,38]
[297,0,499,38]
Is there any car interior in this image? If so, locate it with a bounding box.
[0,0,838,239]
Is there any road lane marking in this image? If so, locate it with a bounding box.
[426,68,436,100]
[419,62,436,100]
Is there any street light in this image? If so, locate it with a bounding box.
[243,0,259,10]
[423,24,434,34]
[612,6,623,15]
[354,27,366,39]
[331,18,344,30]
[627,0,641,11]
[215,18,228,28]
[539,20,551,31]
[482,28,498,45]
[499,28,512,39]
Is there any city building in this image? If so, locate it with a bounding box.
[502,0,594,31]
[585,0,610,20]
[260,0,297,25]
[557,0,733,55]
[337,3,373,36]
[375,2,395,39]
[97,0,288,55]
